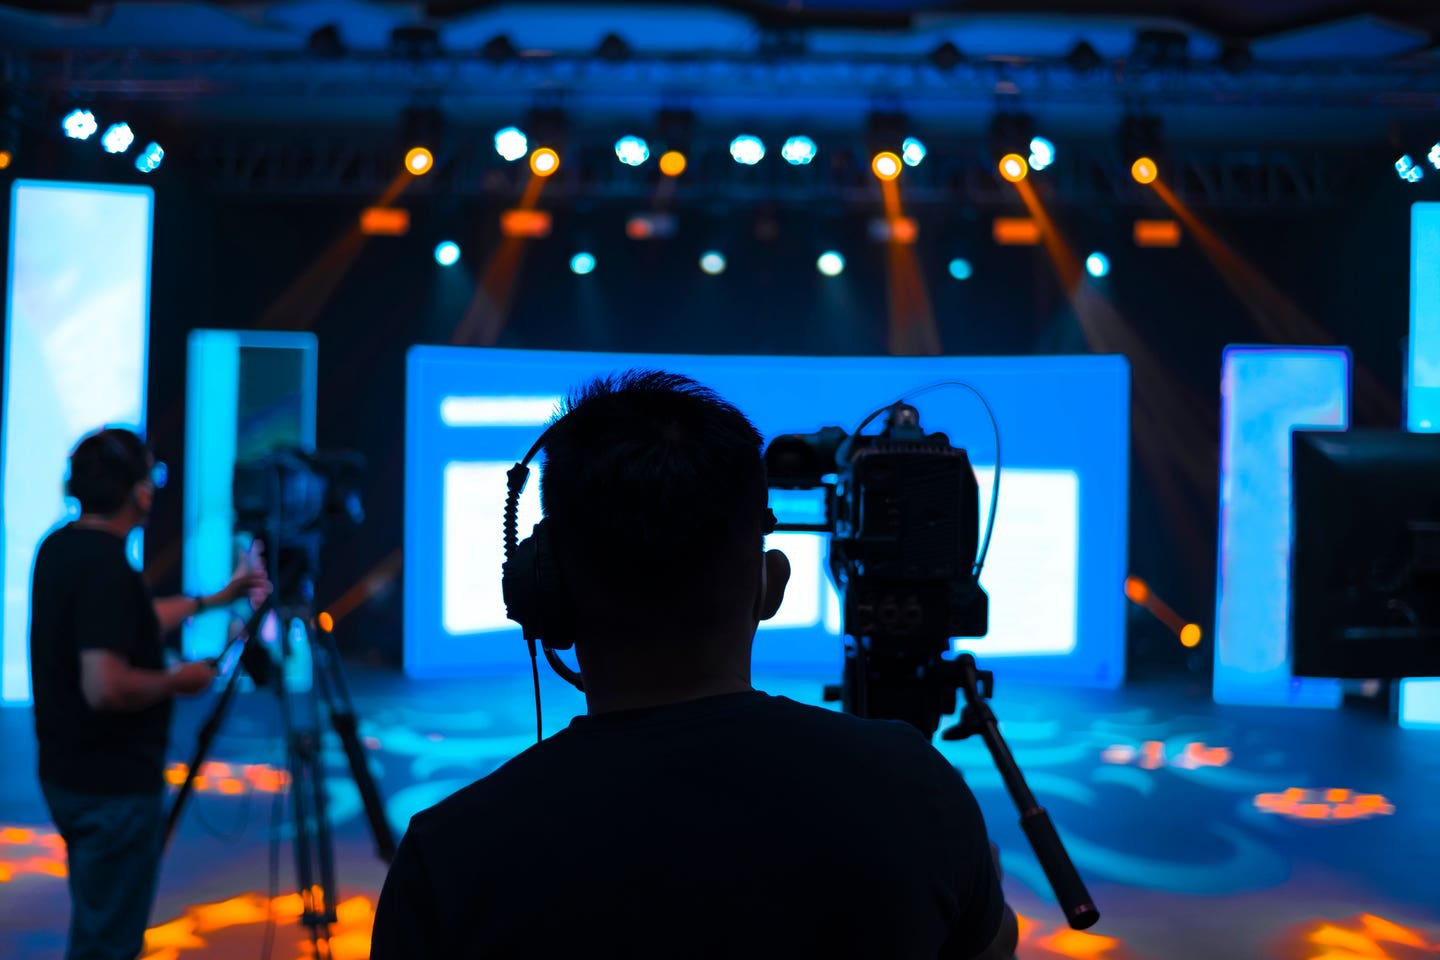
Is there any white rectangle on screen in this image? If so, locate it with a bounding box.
[2,180,153,703]
[444,461,542,634]
[440,395,564,428]
[440,458,1076,659]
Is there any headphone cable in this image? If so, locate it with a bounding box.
[528,638,543,743]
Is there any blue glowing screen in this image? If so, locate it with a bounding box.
[1214,346,1347,708]
[406,348,1129,685]
[2,180,153,704]
[1402,203,1440,728]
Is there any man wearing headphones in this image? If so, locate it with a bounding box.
[372,372,1018,959]
[29,427,270,960]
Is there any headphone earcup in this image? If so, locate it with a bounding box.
[502,519,576,650]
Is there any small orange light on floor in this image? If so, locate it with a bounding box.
[404,147,433,176]
[317,611,334,633]
[659,150,686,177]
[1180,623,1202,647]
[871,151,901,181]
[0,150,11,170]
[998,153,1028,182]
[530,147,559,177]
[1131,156,1157,184]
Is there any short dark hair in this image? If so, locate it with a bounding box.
[540,371,768,634]
[67,428,150,515]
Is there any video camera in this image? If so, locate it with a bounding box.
[234,448,365,604]
[764,400,991,735]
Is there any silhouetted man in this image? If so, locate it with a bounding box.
[372,372,1018,959]
[30,427,269,960]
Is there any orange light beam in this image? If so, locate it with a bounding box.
[324,548,403,625]
[1148,177,1398,423]
[453,173,547,345]
[258,169,416,332]
[880,178,941,356]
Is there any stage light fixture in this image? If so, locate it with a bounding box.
[101,123,134,154]
[434,241,461,267]
[615,135,650,166]
[699,251,726,275]
[530,147,559,176]
[872,152,901,181]
[1180,623,1202,648]
[948,258,972,280]
[730,135,765,166]
[62,109,97,141]
[1029,137,1055,171]
[0,151,10,170]
[659,150,687,177]
[134,142,164,173]
[998,153,1028,182]
[1086,252,1110,278]
[494,127,528,161]
[1397,154,1424,183]
[1131,156,1158,184]
[781,136,817,165]
[901,137,926,167]
[405,146,434,175]
[570,252,595,275]
[816,251,845,277]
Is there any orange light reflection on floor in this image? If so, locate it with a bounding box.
[1255,788,1395,821]
[139,891,376,960]
[1288,913,1438,960]
[0,825,68,882]
[1016,911,1125,959]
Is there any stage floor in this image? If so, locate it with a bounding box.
[1,666,1437,960]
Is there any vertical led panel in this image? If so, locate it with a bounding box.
[1214,346,1347,707]
[1401,203,1440,728]
[2,181,153,704]
[182,331,317,661]
[407,348,1129,686]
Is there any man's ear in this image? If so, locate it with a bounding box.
[756,549,791,622]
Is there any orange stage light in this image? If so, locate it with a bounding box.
[998,153,1028,183]
[1134,218,1182,247]
[530,147,559,177]
[359,207,410,237]
[1131,156,1158,184]
[500,209,553,238]
[871,151,901,181]
[0,150,11,170]
[404,147,433,176]
[317,611,334,633]
[659,150,687,177]
[1123,576,1150,604]
[1180,623,1202,647]
[991,217,1040,246]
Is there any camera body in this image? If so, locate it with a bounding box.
[765,403,989,645]
[234,448,365,605]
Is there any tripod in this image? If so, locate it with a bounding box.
[826,637,1100,931]
[165,586,396,951]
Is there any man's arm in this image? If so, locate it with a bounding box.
[153,553,272,633]
[371,830,441,959]
[79,651,214,711]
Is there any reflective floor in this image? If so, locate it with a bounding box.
[2,665,1437,959]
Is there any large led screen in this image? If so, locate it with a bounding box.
[407,348,1129,687]
[2,181,153,704]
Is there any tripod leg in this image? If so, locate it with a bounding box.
[271,630,326,939]
[163,657,247,849]
[312,624,397,862]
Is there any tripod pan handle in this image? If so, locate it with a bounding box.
[1020,806,1100,930]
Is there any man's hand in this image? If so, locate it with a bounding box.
[215,542,273,607]
[169,660,218,696]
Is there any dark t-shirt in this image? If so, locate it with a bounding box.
[30,524,169,795]
[372,691,1004,959]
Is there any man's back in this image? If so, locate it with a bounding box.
[373,691,1004,958]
